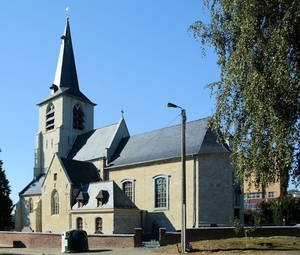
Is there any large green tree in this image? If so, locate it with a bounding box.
[189,0,300,194]
[0,150,13,230]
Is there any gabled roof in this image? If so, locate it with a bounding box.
[19,174,45,196]
[38,17,94,105]
[71,181,138,210]
[67,118,130,161]
[107,117,229,168]
[60,157,100,187]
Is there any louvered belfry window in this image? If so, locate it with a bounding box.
[46,104,55,131]
[73,104,84,130]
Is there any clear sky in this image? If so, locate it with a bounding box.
[0,1,219,204]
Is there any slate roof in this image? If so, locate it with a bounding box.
[19,174,45,196]
[38,18,94,106]
[71,181,138,210]
[60,157,100,187]
[107,117,229,168]
[67,123,120,161]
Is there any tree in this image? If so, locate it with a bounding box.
[0,150,13,230]
[189,0,300,193]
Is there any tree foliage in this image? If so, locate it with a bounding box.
[255,196,300,225]
[0,150,13,230]
[189,0,300,192]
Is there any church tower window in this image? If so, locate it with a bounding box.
[73,104,84,130]
[52,190,59,215]
[46,104,55,131]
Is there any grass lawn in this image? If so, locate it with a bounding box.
[155,237,300,254]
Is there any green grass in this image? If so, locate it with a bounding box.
[155,237,300,254]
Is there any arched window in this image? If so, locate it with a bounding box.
[73,104,84,130]
[29,198,33,213]
[121,179,135,202]
[46,104,55,131]
[52,190,59,215]
[153,175,170,210]
[95,217,103,233]
[77,217,83,230]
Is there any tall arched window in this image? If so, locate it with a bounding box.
[73,104,84,130]
[29,198,33,213]
[95,217,103,233]
[153,175,170,210]
[77,217,83,230]
[46,104,55,131]
[52,190,59,215]
[121,179,135,202]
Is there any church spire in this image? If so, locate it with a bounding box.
[53,16,79,91]
[41,16,95,105]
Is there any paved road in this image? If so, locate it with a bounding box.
[0,247,164,255]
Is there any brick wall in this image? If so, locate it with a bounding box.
[0,229,142,249]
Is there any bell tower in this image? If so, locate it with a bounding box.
[34,17,96,178]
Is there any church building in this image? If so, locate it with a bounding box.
[15,17,243,235]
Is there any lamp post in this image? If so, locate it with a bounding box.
[167,102,186,253]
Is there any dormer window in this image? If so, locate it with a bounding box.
[76,191,89,208]
[96,190,109,207]
[46,104,55,131]
[73,104,84,131]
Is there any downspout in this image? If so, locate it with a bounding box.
[192,155,197,228]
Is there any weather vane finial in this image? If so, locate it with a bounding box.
[66,7,70,20]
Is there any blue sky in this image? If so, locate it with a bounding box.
[0,1,218,204]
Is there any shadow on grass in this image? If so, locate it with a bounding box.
[188,247,300,253]
[86,249,112,253]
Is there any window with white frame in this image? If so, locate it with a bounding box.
[153,174,169,210]
[52,190,59,215]
[121,179,135,202]
[247,192,262,199]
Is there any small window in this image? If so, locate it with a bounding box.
[121,179,135,202]
[54,173,57,181]
[153,175,169,210]
[52,190,59,215]
[268,191,275,198]
[29,198,33,213]
[46,104,55,131]
[73,104,84,130]
[77,217,83,230]
[95,217,103,233]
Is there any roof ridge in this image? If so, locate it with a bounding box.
[129,116,210,137]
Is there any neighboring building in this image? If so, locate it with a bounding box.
[15,17,243,235]
[243,180,281,210]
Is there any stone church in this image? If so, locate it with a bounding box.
[15,17,243,235]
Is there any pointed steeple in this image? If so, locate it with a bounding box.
[39,16,95,105]
[53,17,79,91]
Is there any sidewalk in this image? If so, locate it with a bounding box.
[0,246,166,255]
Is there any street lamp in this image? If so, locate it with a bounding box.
[167,102,186,253]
